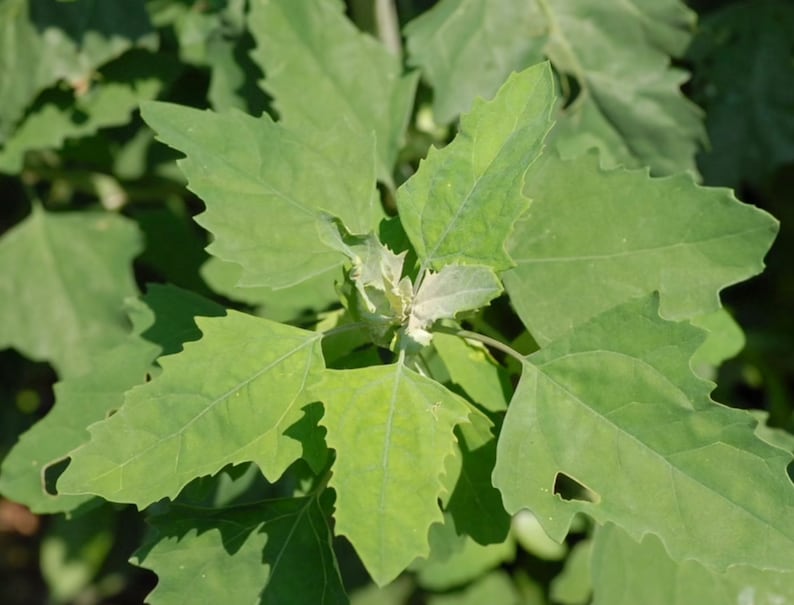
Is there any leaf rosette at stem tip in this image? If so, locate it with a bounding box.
[317,213,504,353]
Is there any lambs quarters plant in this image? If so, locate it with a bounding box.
[0,0,792,603]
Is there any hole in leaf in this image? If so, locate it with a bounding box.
[786,461,794,485]
[553,472,600,504]
[43,458,71,496]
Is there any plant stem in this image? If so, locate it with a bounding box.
[320,321,367,339]
[432,325,526,365]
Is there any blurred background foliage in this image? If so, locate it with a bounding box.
[0,0,792,603]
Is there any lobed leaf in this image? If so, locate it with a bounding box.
[505,152,778,346]
[141,101,382,289]
[317,363,471,585]
[248,0,418,186]
[57,311,325,507]
[397,62,555,272]
[136,493,345,605]
[493,295,794,572]
[0,206,141,377]
[591,524,794,605]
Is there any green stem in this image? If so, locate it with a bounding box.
[320,321,367,339]
[432,325,526,365]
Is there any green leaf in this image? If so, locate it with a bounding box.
[690,309,745,379]
[0,0,156,141]
[141,101,382,289]
[550,540,592,605]
[0,285,225,514]
[136,492,346,605]
[407,266,502,346]
[0,206,141,377]
[427,571,521,605]
[537,0,704,175]
[687,0,794,187]
[432,332,511,413]
[403,0,704,175]
[591,524,794,605]
[414,514,515,591]
[317,363,471,585]
[57,311,325,507]
[493,295,794,572]
[248,0,418,186]
[396,62,555,272]
[0,50,174,173]
[505,153,779,346]
[404,0,545,124]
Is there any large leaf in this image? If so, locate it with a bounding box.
[404,0,703,175]
[0,206,141,377]
[141,101,381,289]
[0,285,224,513]
[135,493,346,605]
[687,0,794,187]
[57,311,325,507]
[493,295,794,572]
[248,0,418,186]
[505,152,778,346]
[404,0,544,124]
[0,0,155,142]
[591,524,794,605]
[317,363,471,585]
[396,62,555,272]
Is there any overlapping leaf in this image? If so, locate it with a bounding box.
[404,0,703,175]
[0,206,141,377]
[493,295,794,572]
[248,0,418,186]
[57,311,325,506]
[591,524,794,605]
[141,101,381,289]
[136,494,345,605]
[0,0,155,142]
[317,363,471,585]
[0,285,224,513]
[505,152,778,346]
[397,62,555,272]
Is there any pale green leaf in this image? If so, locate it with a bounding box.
[396,62,555,271]
[248,0,418,186]
[591,524,794,605]
[0,50,173,173]
[432,332,511,413]
[550,540,592,605]
[427,571,521,605]
[505,152,778,346]
[135,493,346,605]
[0,0,155,141]
[404,0,544,124]
[0,206,141,377]
[57,311,325,507]
[690,309,745,379]
[407,266,502,346]
[0,285,224,513]
[317,363,471,585]
[493,295,794,572]
[141,101,381,289]
[350,577,414,605]
[415,514,515,591]
[200,257,338,323]
[404,0,703,175]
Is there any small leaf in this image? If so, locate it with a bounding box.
[397,62,555,271]
[0,206,141,377]
[317,363,471,585]
[57,311,325,507]
[493,295,794,572]
[141,101,381,289]
[407,265,502,346]
[550,540,592,605]
[249,0,418,186]
[506,152,779,345]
